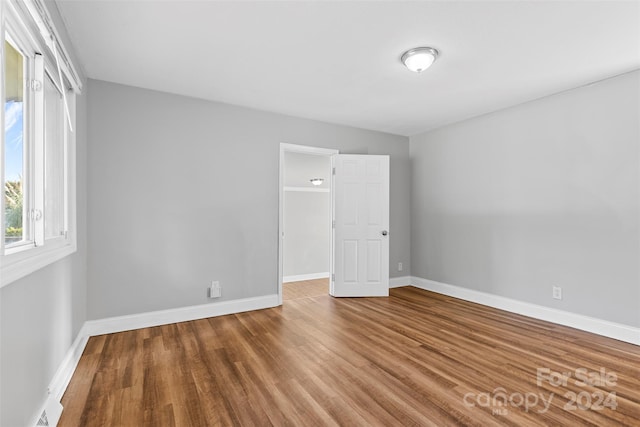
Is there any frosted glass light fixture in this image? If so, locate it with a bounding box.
[401,47,439,73]
[310,178,324,186]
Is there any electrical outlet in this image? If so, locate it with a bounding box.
[552,286,562,300]
[398,262,403,271]
[209,281,221,299]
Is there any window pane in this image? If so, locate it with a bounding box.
[44,72,65,240]
[4,40,25,246]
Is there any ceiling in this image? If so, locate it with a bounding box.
[56,0,640,136]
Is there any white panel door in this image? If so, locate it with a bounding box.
[331,154,389,297]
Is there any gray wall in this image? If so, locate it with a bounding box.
[284,151,331,190]
[87,79,410,319]
[283,191,330,278]
[0,3,88,425]
[410,71,640,327]
[283,152,331,278]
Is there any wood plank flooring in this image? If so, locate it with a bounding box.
[59,287,640,426]
[282,278,329,300]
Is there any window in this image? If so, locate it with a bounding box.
[1,0,81,286]
[4,38,27,248]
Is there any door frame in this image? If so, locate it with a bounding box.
[278,143,339,305]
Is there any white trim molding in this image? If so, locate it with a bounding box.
[278,142,339,306]
[1,244,77,288]
[47,323,91,401]
[410,276,640,346]
[389,276,411,288]
[33,322,89,427]
[84,294,279,336]
[283,272,330,283]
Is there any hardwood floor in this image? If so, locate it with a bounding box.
[282,278,329,300]
[59,287,640,426]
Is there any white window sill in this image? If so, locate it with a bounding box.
[1,242,77,288]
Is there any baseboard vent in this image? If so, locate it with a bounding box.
[36,411,49,426]
[34,396,62,427]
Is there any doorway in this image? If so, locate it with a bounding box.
[278,144,338,304]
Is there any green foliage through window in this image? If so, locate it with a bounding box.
[5,179,22,242]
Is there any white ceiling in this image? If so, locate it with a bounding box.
[56,0,640,136]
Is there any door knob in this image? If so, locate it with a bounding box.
[381,230,388,236]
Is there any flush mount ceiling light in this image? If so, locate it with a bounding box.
[401,47,439,73]
[310,178,324,186]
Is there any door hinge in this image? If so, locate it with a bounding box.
[30,79,42,91]
[332,167,336,175]
[332,273,335,282]
[332,220,335,228]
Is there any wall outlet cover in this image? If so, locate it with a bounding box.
[209,281,222,298]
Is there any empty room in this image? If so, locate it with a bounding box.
[0,0,638,426]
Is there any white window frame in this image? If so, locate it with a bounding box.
[0,0,78,287]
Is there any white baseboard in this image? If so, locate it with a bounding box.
[410,276,640,346]
[283,272,330,283]
[284,274,410,288]
[40,279,638,426]
[32,323,91,427]
[389,276,411,288]
[48,323,91,401]
[84,294,279,336]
